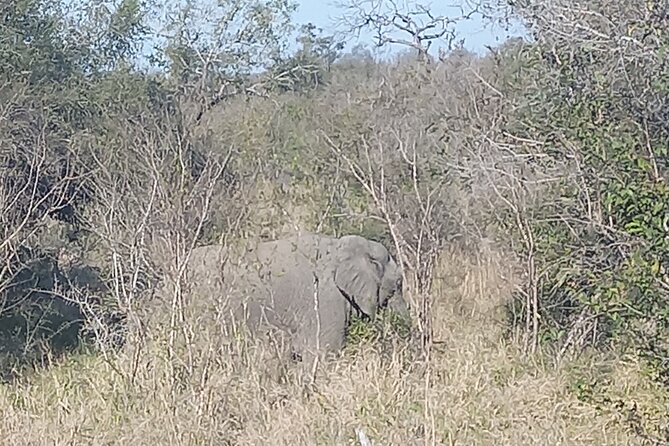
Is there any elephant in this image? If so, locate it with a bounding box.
[174,232,409,363]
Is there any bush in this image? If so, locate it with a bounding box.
[495,0,669,380]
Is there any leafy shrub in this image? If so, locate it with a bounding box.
[498,0,669,381]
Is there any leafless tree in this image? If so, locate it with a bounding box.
[334,0,485,63]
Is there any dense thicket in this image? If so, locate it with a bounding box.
[499,0,669,380]
[1,3,669,436]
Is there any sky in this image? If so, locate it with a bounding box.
[291,0,528,56]
[123,0,529,71]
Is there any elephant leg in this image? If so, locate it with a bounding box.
[289,303,348,372]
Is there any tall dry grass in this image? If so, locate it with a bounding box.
[0,242,655,445]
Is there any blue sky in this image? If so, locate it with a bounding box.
[127,0,528,70]
[292,0,527,56]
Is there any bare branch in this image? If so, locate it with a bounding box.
[334,0,476,62]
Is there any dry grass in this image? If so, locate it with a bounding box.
[0,243,660,445]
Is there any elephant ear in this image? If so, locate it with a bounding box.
[333,236,381,320]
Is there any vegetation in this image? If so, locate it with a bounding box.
[1,0,669,444]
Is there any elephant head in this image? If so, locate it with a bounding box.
[332,235,408,321]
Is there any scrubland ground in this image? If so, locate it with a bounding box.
[1,246,664,445]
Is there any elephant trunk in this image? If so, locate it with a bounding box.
[386,291,409,318]
[379,259,409,319]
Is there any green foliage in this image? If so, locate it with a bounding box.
[159,0,297,93]
[345,308,413,350]
[346,316,378,346]
[0,0,197,374]
[500,1,669,383]
[270,23,345,92]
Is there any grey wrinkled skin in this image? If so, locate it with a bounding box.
[178,232,408,362]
